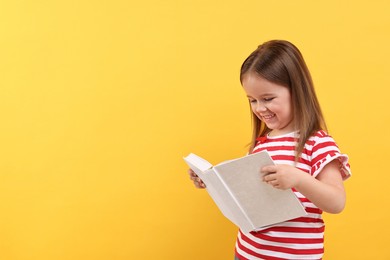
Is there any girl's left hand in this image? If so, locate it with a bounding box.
[261,164,303,190]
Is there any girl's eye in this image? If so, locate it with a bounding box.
[249,99,257,103]
[263,97,274,102]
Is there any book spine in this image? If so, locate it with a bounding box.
[213,168,254,232]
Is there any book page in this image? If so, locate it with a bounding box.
[214,151,306,231]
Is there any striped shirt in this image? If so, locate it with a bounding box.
[235,130,351,260]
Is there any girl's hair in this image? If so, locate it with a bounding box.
[240,40,327,160]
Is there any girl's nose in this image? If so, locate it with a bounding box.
[255,102,267,113]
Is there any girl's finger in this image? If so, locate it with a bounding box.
[188,169,197,177]
[261,165,276,173]
[263,173,276,182]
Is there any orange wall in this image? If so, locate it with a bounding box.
[0,1,389,259]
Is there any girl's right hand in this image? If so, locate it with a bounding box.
[188,169,206,189]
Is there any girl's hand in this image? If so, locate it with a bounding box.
[261,164,303,190]
[188,169,206,189]
[263,161,346,213]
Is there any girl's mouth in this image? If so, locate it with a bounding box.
[262,113,276,120]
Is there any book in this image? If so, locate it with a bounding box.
[183,151,307,233]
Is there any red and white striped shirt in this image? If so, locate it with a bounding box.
[235,130,351,260]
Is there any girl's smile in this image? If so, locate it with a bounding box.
[261,113,276,121]
[242,73,295,136]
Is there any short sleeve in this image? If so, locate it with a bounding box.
[309,132,351,180]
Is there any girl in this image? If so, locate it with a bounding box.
[189,40,351,259]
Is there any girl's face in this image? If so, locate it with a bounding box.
[242,73,294,136]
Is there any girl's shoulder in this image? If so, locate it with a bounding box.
[306,130,351,179]
[307,130,334,142]
[305,130,340,150]
[313,130,328,137]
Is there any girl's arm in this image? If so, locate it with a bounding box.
[262,160,346,214]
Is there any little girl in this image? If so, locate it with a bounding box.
[189,40,351,259]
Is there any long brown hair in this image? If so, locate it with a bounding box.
[240,40,327,160]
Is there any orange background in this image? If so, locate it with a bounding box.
[0,1,389,259]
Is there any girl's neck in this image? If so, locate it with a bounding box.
[268,129,298,138]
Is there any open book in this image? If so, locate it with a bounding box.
[184,151,307,233]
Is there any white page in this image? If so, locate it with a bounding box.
[214,151,306,231]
